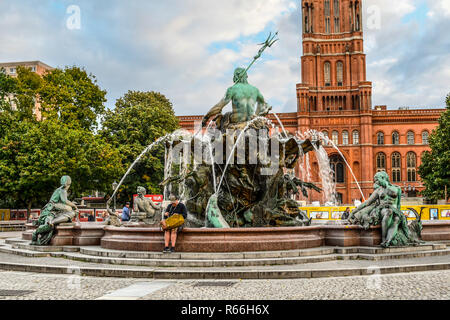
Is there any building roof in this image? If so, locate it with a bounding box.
[0,61,54,70]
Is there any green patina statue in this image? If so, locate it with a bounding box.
[130,186,162,225]
[201,68,272,129]
[164,32,321,229]
[206,194,230,228]
[201,32,278,129]
[31,176,78,245]
[349,171,423,247]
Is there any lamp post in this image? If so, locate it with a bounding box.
[112,181,118,210]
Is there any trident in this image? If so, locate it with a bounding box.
[236,31,279,82]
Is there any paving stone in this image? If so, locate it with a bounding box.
[142,270,450,300]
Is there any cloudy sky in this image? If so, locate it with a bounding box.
[1,0,449,115]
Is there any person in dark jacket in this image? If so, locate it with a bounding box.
[341,207,351,220]
[163,194,187,253]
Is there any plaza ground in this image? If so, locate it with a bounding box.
[0,232,448,300]
[0,270,448,300]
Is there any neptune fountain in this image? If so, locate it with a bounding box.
[30,32,424,249]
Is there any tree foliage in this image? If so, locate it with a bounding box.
[39,66,106,130]
[100,91,179,203]
[0,66,43,120]
[0,111,123,210]
[419,94,450,201]
[0,66,122,211]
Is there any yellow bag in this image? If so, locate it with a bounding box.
[160,214,185,230]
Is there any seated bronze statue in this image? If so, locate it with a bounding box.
[130,186,162,225]
[31,176,78,245]
[350,171,422,247]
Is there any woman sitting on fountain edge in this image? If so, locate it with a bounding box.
[163,194,188,253]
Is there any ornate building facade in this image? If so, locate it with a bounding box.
[178,0,444,205]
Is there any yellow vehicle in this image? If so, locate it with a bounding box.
[300,205,450,221]
[0,209,11,221]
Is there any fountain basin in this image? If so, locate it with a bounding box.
[21,221,450,251]
[100,225,384,252]
[101,226,324,252]
[22,223,106,246]
[421,220,450,242]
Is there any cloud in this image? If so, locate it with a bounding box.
[0,0,448,116]
[364,0,450,108]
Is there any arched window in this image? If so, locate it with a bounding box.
[324,62,331,86]
[376,153,386,172]
[304,14,309,33]
[332,131,339,145]
[392,152,401,182]
[324,0,331,33]
[407,131,415,145]
[422,131,429,144]
[407,152,416,182]
[392,131,399,145]
[330,154,345,183]
[352,130,359,145]
[377,132,384,145]
[334,0,340,33]
[342,130,349,145]
[336,61,343,86]
[322,131,329,146]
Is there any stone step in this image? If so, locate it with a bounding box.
[12,243,80,253]
[79,246,336,260]
[0,245,63,258]
[357,249,450,261]
[5,238,28,245]
[59,248,450,268]
[79,244,445,260]
[61,252,342,268]
[334,243,445,254]
[152,262,450,280]
[3,241,449,268]
[0,259,448,279]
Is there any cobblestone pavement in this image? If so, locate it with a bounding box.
[143,270,450,300]
[0,271,140,300]
[0,270,448,300]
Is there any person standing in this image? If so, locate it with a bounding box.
[163,194,187,253]
[341,207,350,220]
[122,202,131,222]
[88,213,95,222]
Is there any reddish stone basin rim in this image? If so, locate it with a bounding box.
[22,221,450,253]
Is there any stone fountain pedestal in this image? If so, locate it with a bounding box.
[22,221,450,252]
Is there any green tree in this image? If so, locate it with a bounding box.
[0,66,44,120]
[14,66,44,120]
[419,94,450,201]
[0,68,17,100]
[100,91,179,203]
[39,66,106,131]
[0,65,122,215]
[0,112,123,215]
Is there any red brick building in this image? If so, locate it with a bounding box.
[179,0,445,205]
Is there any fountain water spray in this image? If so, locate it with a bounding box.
[108,131,190,207]
[303,130,366,202]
